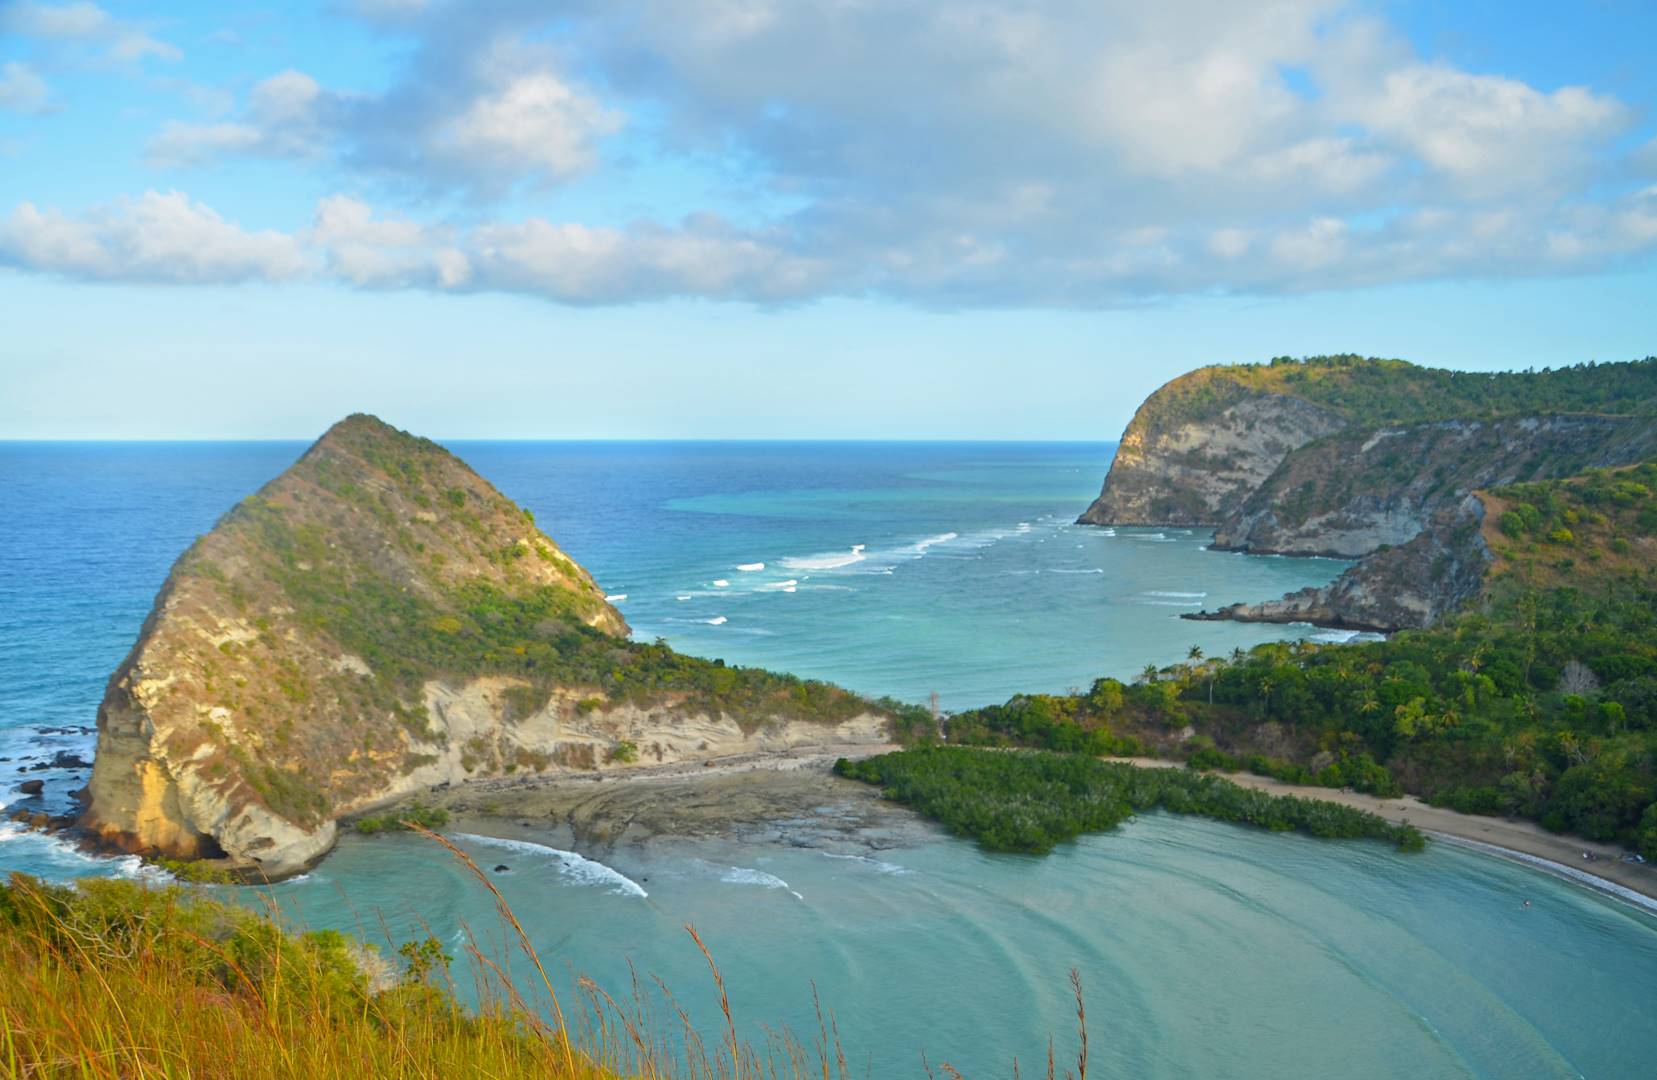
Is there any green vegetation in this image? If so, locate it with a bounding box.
[353,802,450,835]
[939,465,1657,857]
[836,747,1424,855]
[198,415,923,743]
[1152,355,1657,432]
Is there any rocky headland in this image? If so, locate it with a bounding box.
[1081,356,1657,630]
[78,415,902,879]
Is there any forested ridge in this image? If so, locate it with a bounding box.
[1150,354,1657,432]
[937,463,1657,859]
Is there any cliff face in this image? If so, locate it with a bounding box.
[1211,414,1657,557]
[1085,356,1657,631]
[1078,371,1346,526]
[1191,497,1494,632]
[81,416,889,878]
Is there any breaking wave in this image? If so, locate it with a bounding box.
[722,866,803,899]
[781,544,866,571]
[455,834,647,898]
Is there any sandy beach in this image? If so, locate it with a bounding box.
[1114,756,1657,908]
[388,743,1657,910]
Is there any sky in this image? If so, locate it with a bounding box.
[1,0,1654,440]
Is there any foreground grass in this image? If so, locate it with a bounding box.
[0,872,628,1079]
[0,826,907,1080]
[836,747,1426,854]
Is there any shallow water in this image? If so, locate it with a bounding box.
[3,440,1654,1077]
[269,818,1657,1079]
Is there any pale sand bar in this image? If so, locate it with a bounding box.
[1115,756,1657,909]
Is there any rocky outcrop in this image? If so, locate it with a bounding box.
[1189,497,1494,632]
[1087,356,1656,632]
[1212,414,1657,558]
[1078,371,1346,526]
[80,415,890,879]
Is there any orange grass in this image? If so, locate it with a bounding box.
[0,827,1094,1079]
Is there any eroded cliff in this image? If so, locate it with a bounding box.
[1084,356,1657,631]
[80,415,893,878]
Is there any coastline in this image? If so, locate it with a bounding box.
[412,742,927,854]
[1111,756,1657,908]
[413,743,1657,912]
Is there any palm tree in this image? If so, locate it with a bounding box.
[1188,645,1214,706]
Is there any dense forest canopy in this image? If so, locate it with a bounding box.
[1149,355,1657,432]
[937,463,1657,859]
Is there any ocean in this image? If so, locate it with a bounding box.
[3,439,1655,1077]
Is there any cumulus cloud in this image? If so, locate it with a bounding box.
[147,70,328,167]
[0,191,309,283]
[0,61,49,113]
[144,47,621,194]
[433,73,621,181]
[2,2,181,63]
[15,0,1657,304]
[1356,65,1628,194]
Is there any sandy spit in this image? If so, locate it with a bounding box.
[1112,756,1657,909]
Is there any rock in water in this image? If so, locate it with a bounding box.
[17,780,44,796]
[80,415,889,879]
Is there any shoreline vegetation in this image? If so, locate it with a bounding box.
[834,747,1426,854]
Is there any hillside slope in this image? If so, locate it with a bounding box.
[1082,355,1656,630]
[1081,355,1655,527]
[80,416,900,878]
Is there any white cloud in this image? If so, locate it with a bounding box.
[0,191,309,283]
[19,0,1657,304]
[435,73,622,182]
[1357,65,1628,194]
[0,62,49,114]
[310,194,469,287]
[3,2,181,63]
[146,70,326,167]
[6,185,1657,303]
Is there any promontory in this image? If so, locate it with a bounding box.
[79,415,907,878]
[1081,355,1657,630]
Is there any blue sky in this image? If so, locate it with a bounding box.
[2,0,1654,439]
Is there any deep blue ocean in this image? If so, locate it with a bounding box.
[3,440,1655,1078]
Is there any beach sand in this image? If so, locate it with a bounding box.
[1115,756,1657,907]
[396,744,1656,909]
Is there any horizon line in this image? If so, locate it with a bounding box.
[0,435,1123,445]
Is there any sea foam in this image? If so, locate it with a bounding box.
[722,866,803,899]
[781,544,866,571]
[455,833,647,898]
[735,562,765,572]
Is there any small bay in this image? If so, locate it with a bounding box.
[2,440,1653,1077]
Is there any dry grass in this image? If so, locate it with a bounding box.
[0,826,1097,1079]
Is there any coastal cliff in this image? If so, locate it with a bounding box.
[1211,414,1657,558]
[1077,369,1345,526]
[1082,356,1657,630]
[80,415,893,878]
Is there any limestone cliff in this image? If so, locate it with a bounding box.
[1211,414,1657,557]
[1077,368,1346,526]
[1083,356,1657,631]
[1190,497,1494,632]
[81,415,893,878]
